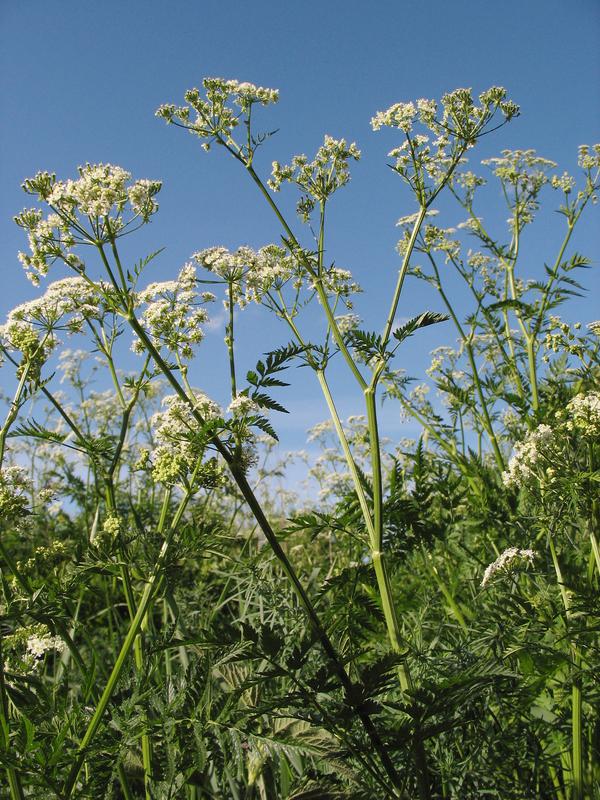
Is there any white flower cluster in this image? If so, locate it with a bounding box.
[193,244,295,307]
[372,88,517,204]
[483,150,555,188]
[311,266,361,299]
[371,101,418,133]
[5,277,103,336]
[502,424,554,487]
[16,165,161,283]
[563,392,600,438]
[334,313,361,334]
[481,547,535,588]
[372,87,518,139]
[14,206,82,284]
[156,78,279,145]
[0,277,107,378]
[26,631,65,660]
[397,209,438,228]
[227,394,260,416]
[149,393,222,484]
[134,263,214,359]
[551,172,576,194]
[269,136,360,219]
[3,623,66,675]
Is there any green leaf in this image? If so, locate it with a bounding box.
[250,391,289,414]
[392,311,449,344]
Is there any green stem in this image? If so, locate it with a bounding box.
[428,254,505,470]
[548,536,583,800]
[380,207,427,352]
[421,549,468,632]
[64,485,185,797]
[226,281,237,399]
[110,279,402,793]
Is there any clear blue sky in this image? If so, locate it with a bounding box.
[1,0,599,453]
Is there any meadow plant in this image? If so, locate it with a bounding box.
[0,77,597,799]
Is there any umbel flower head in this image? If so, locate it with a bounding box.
[193,244,296,307]
[481,547,536,588]
[371,86,519,204]
[269,135,361,220]
[156,78,279,151]
[15,164,161,284]
[134,262,215,359]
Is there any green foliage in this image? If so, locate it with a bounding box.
[0,79,599,800]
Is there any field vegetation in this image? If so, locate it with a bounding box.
[1,78,599,799]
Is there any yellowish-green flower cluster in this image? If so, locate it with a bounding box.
[149,393,223,485]
[102,513,122,538]
[17,540,70,574]
[0,466,31,521]
[577,144,600,171]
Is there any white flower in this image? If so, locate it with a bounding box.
[564,392,600,437]
[193,244,295,306]
[371,102,416,133]
[227,395,260,416]
[135,262,213,358]
[481,547,535,588]
[26,632,65,660]
[502,424,554,487]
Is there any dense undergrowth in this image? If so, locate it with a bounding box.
[0,79,599,799]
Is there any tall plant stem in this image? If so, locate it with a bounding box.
[549,536,583,800]
[427,255,505,471]
[228,462,403,795]
[64,483,186,797]
[115,298,402,794]
[0,352,40,800]
[365,389,431,800]
[226,282,237,399]
[233,166,429,795]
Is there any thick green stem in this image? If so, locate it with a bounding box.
[229,463,402,795]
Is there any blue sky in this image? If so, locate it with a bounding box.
[1,0,599,455]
